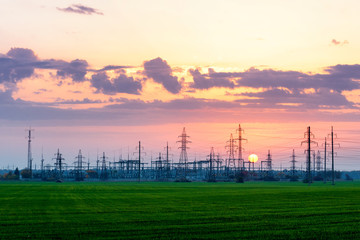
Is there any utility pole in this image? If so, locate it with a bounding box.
[225,133,237,175]
[75,150,85,181]
[41,148,44,180]
[134,141,145,182]
[165,142,171,179]
[324,137,327,184]
[301,126,317,185]
[177,128,191,180]
[290,149,297,180]
[26,127,34,178]
[100,152,108,180]
[96,151,99,173]
[87,156,90,171]
[208,147,215,182]
[326,126,339,186]
[138,141,141,182]
[54,149,65,180]
[235,124,247,171]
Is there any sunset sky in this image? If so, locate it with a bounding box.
[1,0,360,170]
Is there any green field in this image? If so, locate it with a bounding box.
[0,181,360,239]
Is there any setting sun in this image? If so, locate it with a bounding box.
[248,154,259,163]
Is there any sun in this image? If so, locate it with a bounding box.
[248,154,258,163]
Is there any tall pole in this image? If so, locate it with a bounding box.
[138,141,141,182]
[177,128,191,179]
[166,142,170,178]
[324,137,327,184]
[27,128,34,178]
[41,148,44,179]
[307,126,311,185]
[331,126,335,185]
[290,149,296,178]
[235,124,247,171]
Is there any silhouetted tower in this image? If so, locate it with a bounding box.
[328,126,339,185]
[323,137,328,183]
[164,142,172,179]
[235,124,247,170]
[135,141,145,181]
[177,128,191,179]
[154,152,163,180]
[138,141,141,181]
[41,149,45,179]
[316,150,321,172]
[54,149,65,180]
[26,127,34,177]
[75,150,85,181]
[265,150,272,171]
[290,149,297,178]
[96,152,100,173]
[100,152,108,180]
[87,156,90,171]
[225,133,237,171]
[301,126,317,185]
[207,147,216,182]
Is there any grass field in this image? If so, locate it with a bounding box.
[0,181,360,239]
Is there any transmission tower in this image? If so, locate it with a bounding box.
[41,148,45,179]
[301,126,318,185]
[265,150,272,171]
[163,142,173,179]
[177,128,191,179]
[134,141,146,181]
[290,149,297,179]
[87,155,90,171]
[26,127,34,178]
[100,152,108,180]
[235,124,247,170]
[207,147,216,182]
[54,149,65,180]
[316,150,321,172]
[327,126,339,185]
[225,133,238,173]
[96,152,100,173]
[74,150,86,181]
[322,137,331,183]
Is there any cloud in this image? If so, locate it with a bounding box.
[227,66,359,92]
[91,72,142,95]
[54,98,103,105]
[93,65,134,72]
[237,88,353,109]
[55,59,89,82]
[57,4,103,15]
[331,39,349,46]
[143,57,182,94]
[0,48,38,83]
[189,68,235,89]
[0,48,90,83]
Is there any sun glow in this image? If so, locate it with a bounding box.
[248,154,258,163]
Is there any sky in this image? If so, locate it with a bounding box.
[1,0,360,170]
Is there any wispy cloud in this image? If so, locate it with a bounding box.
[331,39,349,46]
[57,4,103,15]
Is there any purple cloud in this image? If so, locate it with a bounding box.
[57,4,103,15]
[204,66,360,92]
[91,72,142,95]
[55,59,89,82]
[189,68,235,90]
[237,88,353,109]
[143,57,182,94]
[0,48,38,83]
